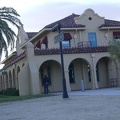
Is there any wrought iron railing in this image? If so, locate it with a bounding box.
[78,41,92,47]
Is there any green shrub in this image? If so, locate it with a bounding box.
[0,88,19,96]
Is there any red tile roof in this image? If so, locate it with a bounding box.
[44,13,85,28]
[99,19,120,28]
[2,51,26,69]
[44,13,120,29]
[34,46,108,55]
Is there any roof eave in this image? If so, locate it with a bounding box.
[20,27,86,49]
[61,27,86,30]
[99,27,120,30]
[0,52,17,64]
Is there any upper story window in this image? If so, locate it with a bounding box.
[62,41,70,48]
[113,32,120,41]
[62,33,72,48]
[88,32,97,47]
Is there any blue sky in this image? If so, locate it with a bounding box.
[0,0,120,32]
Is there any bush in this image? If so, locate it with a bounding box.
[0,88,19,96]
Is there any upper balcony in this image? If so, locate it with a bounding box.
[78,41,92,47]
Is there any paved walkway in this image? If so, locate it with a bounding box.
[0,87,120,120]
[65,87,120,96]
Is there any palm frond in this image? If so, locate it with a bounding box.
[0,7,20,16]
[0,7,22,59]
[0,14,22,28]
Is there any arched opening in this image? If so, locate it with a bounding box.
[68,58,92,91]
[16,66,20,89]
[13,69,16,88]
[39,60,61,93]
[9,71,12,88]
[96,57,110,88]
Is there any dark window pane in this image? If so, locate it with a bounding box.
[69,63,75,83]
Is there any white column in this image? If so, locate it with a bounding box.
[91,53,98,89]
[90,67,95,89]
[82,62,86,89]
[64,70,71,92]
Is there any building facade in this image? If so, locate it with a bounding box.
[0,8,120,96]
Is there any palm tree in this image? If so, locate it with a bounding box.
[0,7,22,59]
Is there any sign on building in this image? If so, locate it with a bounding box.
[54,32,64,43]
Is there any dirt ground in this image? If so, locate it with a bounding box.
[0,88,120,120]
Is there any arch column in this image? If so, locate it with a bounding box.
[11,77,14,88]
[6,74,9,89]
[2,71,7,89]
[116,62,120,86]
[14,67,18,89]
[2,75,5,90]
[91,54,98,89]
[16,77,19,89]
[64,69,71,92]
[7,75,10,88]
[4,75,7,89]
[13,72,16,88]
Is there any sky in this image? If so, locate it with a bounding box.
[0,0,120,68]
[0,0,120,32]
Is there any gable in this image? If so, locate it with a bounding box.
[74,8,104,30]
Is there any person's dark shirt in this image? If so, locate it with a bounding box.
[43,75,49,85]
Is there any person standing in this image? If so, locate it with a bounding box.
[42,75,49,94]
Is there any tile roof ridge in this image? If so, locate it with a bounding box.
[105,19,120,22]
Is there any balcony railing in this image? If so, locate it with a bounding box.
[78,41,92,47]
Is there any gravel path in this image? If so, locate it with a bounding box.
[0,88,120,120]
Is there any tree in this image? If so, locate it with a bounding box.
[108,39,120,62]
[0,7,22,59]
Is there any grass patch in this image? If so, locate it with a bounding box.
[0,94,56,103]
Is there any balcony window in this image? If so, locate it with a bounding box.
[62,33,72,48]
[88,32,97,47]
[62,41,70,48]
